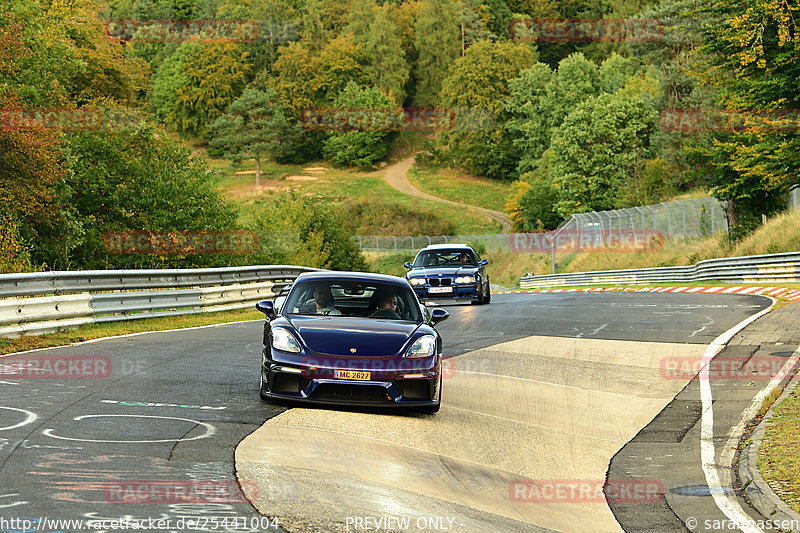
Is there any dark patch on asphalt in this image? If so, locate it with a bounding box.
[634,398,704,444]
[670,485,734,497]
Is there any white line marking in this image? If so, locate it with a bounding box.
[0,407,38,431]
[698,299,776,533]
[0,319,261,358]
[42,414,215,443]
[0,493,27,509]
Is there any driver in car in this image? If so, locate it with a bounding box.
[313,285,342,316]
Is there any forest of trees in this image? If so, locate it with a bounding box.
[1,0,798,272]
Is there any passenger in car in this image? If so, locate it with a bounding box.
[370,291,401,319]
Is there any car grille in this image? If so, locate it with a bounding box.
[312,384,390,403]
[428,278,452,287]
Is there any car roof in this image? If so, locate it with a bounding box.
[420,244,472,250]
[294,271,410,287]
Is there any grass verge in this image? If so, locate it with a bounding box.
[407,166,513,213]
[758,384,800,513]
[0,309,263,356]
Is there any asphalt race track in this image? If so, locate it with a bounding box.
[0,292,774,532]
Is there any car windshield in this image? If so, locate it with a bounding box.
[413,249,476,267]
[283,280,421,321]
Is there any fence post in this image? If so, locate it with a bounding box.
[681,202,686,237]
[711,201,716,234]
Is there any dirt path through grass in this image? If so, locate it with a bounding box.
[383,155,512,233]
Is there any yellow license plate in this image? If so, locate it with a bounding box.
[335,370,371,380]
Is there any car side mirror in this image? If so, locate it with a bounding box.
[404,262,412,269]
[478,259,488,266]
[430,308,449,325]
[255,300,275,318]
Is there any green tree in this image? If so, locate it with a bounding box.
[550,92,658,216]
[0,94,64,272]
[459,0,494,53]
[310,35,365,104]
[519,172,561,230]
[269,41,316,119]
[541,52,600,137]
[504,62,553,174]
[322,82,398,168]
[151,40,251,138]
[693,0,800,237]
[358,6,410,104]
[209,88,290,187]
[483,0,513,39]
[439,40,536,179]
[62,124,240,270]
[414,0,461,106]
[598,53,641,94]
[0,0,147,107]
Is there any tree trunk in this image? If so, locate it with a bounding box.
[461,20,465,57]
[723,198,736,236]
[254,157,261,189]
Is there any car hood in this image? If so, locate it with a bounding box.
[286,316,421,357]
[408,267,476,277]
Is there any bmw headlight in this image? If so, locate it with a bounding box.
[406,335,436,358]
[271,327,301,353]
[409,278,426,286]
[455,275,476,284]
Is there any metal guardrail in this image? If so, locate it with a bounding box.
[519,251,800,289]
[0,266,318,338]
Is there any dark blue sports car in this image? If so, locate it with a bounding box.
[255,271,449,414]
[404,244,491,305]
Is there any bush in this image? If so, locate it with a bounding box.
[247,191,368,271]
[59,124,241,269]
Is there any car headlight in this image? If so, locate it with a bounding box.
[406,335,436,358]
[409,278,426,286]
[455,275,476,284]
[271,327,301,353]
